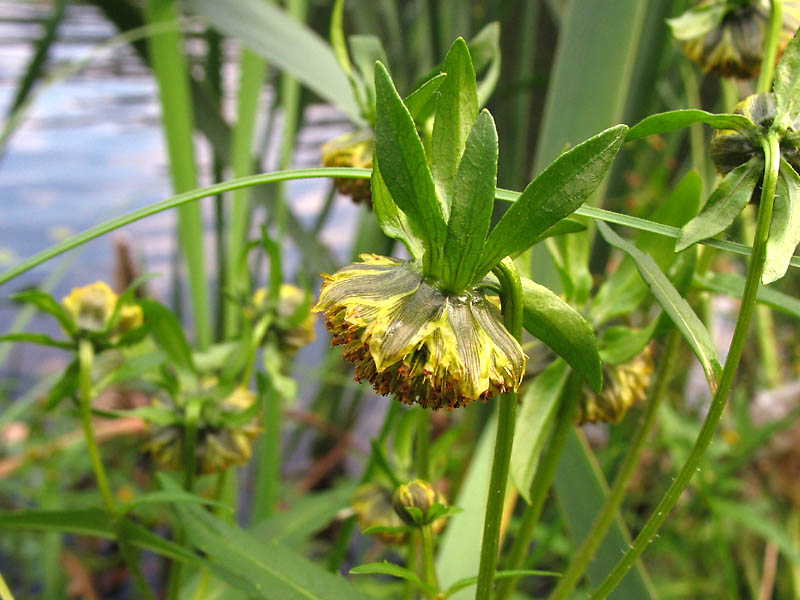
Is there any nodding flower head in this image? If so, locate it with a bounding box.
[576,346,654,425]
[710,93,800,175]
[253,284,316,354]
[313,255,526,410]
[321,130,374,207]
[145,386,262,475]
[62,281,143,336]
[670,0,800,79]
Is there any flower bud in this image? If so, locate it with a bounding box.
[320,131,374,207]
[62,281,144,339]
[392,479,445,527]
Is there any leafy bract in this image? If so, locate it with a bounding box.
[432,37,479,208]
[371,158,425,261]
[626,109,758,141]
[441,110,497,292]
[374,61,446,274]
[677,157,761,252]
[140,299,196,374]
[774,30,800,131]
[474,124,627,280]
[521,277,602,391]
[598,221,722,392]
[764,159,800,283]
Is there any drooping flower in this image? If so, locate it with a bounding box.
[576,346,654,425]
[669,0,800,79]
[321,130,374,207]
[62,281,143,337]
[145,386,262,474]
[313,255,526,411]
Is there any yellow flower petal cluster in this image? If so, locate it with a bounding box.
[62,281,143,336]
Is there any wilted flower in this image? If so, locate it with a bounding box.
[253,284,316,353]
[392,479,448,527]
[669,0,800,79]
[62,281,143,337]
[710,93,800,174]
[576,346,654,425]
[320,130,374,207]
[351,483,409,545]
[313,255,526,410]
[145,386,262,474]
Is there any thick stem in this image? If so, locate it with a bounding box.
[475,258,523,599]
[420,525,439,597]
[757,0,783,95]
[547,330,682,600]
[590,133,780,599]
[496,369,583,600]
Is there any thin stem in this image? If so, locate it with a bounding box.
[590,133,781,599]
[415,406,430,480]
[420,525,439,597]
[78,340,155,600]
[476,258,523,599]
[547,330,682,600]
[496,369,583,600]
[757,0,783,95]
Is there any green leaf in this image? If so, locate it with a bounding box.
[677,157,761,252]
[173,500,371,600]
[329,0,351,76]
[432,37,479,208]
[510,359,570,503]
[348,34,387,120]
[140,299,196,374]
[530,218,587,245]
[371,158,425,261]
[441,110,497,291]
[46,359,79,410]
[554,430,657,598]
[696,271,800,319]
[598,322,658,365]
[95,350,166,392]
[521,277,602,391]
[186,0,362,123]
[443,569,561,598]
[0,332,72,349]
[475,124,627,280]
[404,72,447,121]
[374,62,446,273]
[120,490,232,517]
[774,30,800,131]
[10,289,75,336]
[598,221,723,392]
[764,159,800,283]
[626,109,758,141]
[350,562,435,597]
[666,4,726,40]
[468,22,501,107]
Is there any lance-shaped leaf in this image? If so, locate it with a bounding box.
[140,299,196,374]
[474,124,627,281]
[404,72,446,120]
[10,289,75,336]
[521,277,602,391]
[696,271,800,319]
[441,110,497,292]
[0,332,72,349]
[764,159,800,283]
[351,562,435,597]
[774,30,800,131]
[433,37,479,207]
[627,109,758,141]
[371,158,425,261]
[677,157,761,252]
[598,221,722,392]
[374,62,446,273]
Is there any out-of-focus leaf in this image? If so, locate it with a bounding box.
[443,570,561,598]
[10,289,75,335]
[666,4,726,40]
[140,299,196,374]
[764,159,800,283]
[774,30,800,130]
[627,109,758,141]
[598,322,658,365]
[510,359,570,502]
[46,358,79,410]
[0,332,72,349]
[598,221,722,392]
[521,278,601,391]
[695,271,800,319]
[350,562,435,597]
[709,499,800,563]
[677,158,761,252]
[371,158,425,261]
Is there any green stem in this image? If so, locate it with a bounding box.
[590,133,780,599]
[78,340,155,600]
[757,0,783,95]
[476,258,523,599]
[547,330,682,600]
[416,406,430,480]
[495,369,583,600]
[420,525,439,597]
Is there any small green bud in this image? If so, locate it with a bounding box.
[392,479,444,526]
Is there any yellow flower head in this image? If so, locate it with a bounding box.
[253,283,316,353]
[576,346,654,425]
[313,255,526,410]
[145,386,262,475]
[61,281,143,336]
[321,130,374,207]
[670,0,800,79]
